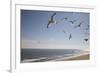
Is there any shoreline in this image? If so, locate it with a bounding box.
[21,51,90,63]
[59,53,89,61]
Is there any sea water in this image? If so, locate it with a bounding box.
[21,49,83,63]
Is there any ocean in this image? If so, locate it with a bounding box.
[21,49,83,63]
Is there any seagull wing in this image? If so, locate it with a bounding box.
[74,21,83,28]
[69,20,76,24]
[47,21,51,28]
[69,34,72,40]
[84,39,88,42]
[79,21,84,26]
[64,17,68,20]
[51,13,56,21]
[69,21,73,24]
[79,22,82,26]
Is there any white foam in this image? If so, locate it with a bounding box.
[22,57,48,63]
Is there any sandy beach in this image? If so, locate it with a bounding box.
[63,53,89,61]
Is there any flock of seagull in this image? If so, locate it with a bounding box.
[46,13,89,42]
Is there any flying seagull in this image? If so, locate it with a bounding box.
[69,20,76,24]
[47,13,57,28]
[69,34,72,40]
[84,38,88,42]
[74,21,83,28]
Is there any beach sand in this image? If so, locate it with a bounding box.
[22,54,90,63]
[63,53,89,61]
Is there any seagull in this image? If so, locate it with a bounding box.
[84,38,88,42]
[47,13,57,28]
[69,34,72,40]
[74,21,83,28]
[69,20,76,24]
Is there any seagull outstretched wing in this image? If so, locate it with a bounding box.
[46,13,56,28]
[51,13,56,21]
[47,21,51,28]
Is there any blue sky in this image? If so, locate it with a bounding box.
[21,10,89,49]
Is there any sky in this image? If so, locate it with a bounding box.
[21,10,90,49]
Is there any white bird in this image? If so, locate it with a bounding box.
[47,13,57,28]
